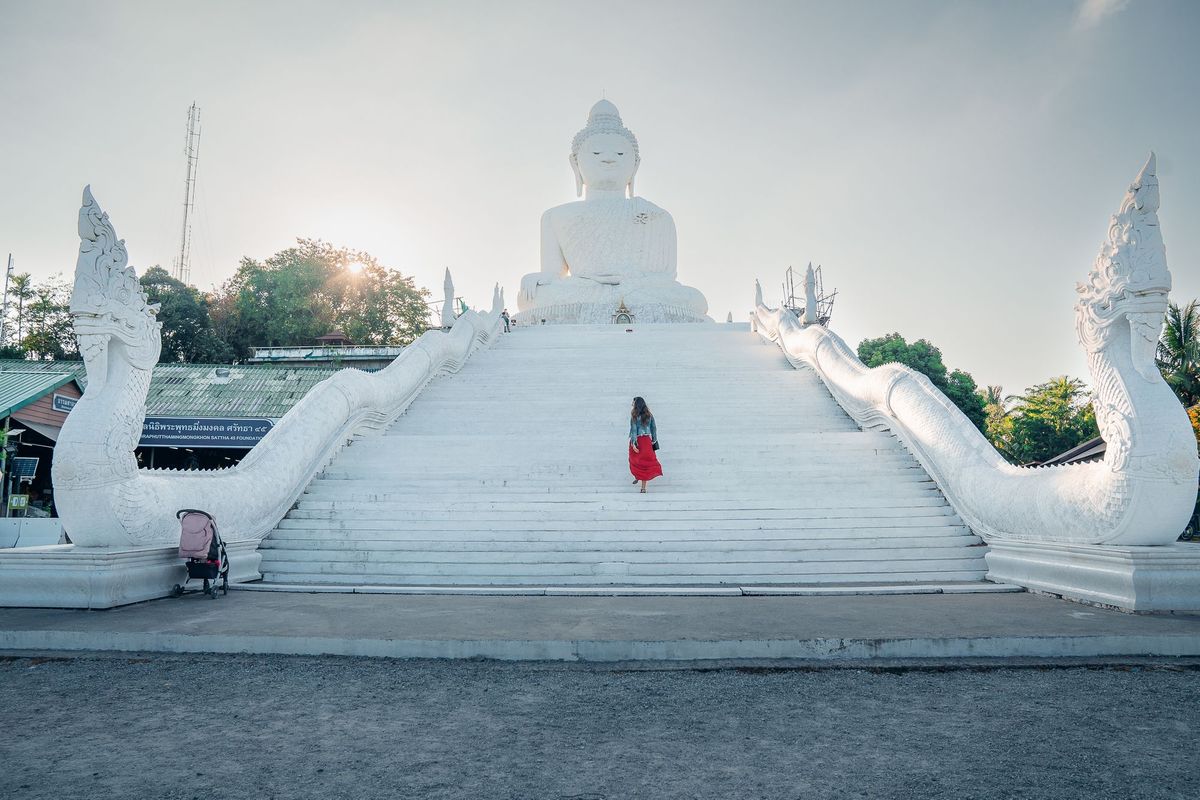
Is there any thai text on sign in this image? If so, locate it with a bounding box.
[139,417,275,449]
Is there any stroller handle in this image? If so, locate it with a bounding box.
[176,508,216,520]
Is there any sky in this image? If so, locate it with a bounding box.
[1,0,1198,394]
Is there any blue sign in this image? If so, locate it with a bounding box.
[52,394,77,413]
[140,417,274,449]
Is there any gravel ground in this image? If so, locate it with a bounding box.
[1,654,1196,800]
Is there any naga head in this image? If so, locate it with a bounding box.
[1074,154,1170,378]
[73,187,162,392]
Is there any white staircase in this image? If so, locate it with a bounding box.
[256,324,997,591]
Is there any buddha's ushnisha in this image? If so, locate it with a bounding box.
[517,99,709,323]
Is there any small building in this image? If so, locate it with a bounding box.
[0,362,87,518]
[248,345,405,371]
[0,360,349,517]
[138,363,342,470]
[1036,436,1106,466]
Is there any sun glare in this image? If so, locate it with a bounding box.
[346,261,365,274]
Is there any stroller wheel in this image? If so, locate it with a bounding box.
[171,584,183,597]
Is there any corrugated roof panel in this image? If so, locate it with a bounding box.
[0,371,75,418]
[0,359,343,420]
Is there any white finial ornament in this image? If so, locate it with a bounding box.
[802,263,819,325]
[442,269,456,327]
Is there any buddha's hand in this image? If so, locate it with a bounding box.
[519,273,545,303]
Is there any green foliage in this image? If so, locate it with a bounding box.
[1157,299,1200,408]
[856,332,987,431]
[19,277,75,360]
[0,239,432,366]
[5,272,36,346]
[981,385,1016,460]
[211,239,430,359]
[140,267,234,363]
[997,376,1099,464]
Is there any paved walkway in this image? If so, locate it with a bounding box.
[2,590,1198,662]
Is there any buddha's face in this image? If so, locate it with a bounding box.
[574,132,637,192]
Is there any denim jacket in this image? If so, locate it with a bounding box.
[629,415,657,446]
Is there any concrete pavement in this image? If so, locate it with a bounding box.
[2,590,1199,662]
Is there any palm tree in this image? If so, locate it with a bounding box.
[981,384,1018,461]
[1157,299,1200,408]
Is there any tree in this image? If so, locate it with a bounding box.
[856,332,988,431]
[5,272,35,346]
[140,266,233,363]
[1157,299,1200,408]
[982,384,1016,460]
[20,277,76,360]
[1001,376,1099,464]
[212,239,430,359]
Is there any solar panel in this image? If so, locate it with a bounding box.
[9,456,38,479]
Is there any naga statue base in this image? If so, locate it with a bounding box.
[0,540,263,609]
[985,541,1200,612]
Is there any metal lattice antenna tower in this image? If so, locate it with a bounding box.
[173,102,201,285]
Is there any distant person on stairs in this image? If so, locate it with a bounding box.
[628,396,663,493]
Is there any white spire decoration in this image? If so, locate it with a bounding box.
[441,268,456,328]
[801,263,819,325]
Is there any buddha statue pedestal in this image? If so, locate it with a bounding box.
[516,277,709,325]
[516,99,710,325]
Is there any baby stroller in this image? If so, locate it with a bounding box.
[171,509,229,599]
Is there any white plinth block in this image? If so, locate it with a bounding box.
[0,540,262,609]
[985,541,1200,612]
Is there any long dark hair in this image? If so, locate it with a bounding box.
[631,396,652,425]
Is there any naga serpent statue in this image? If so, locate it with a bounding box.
[753,155,1198,546]
[52,187,504,548]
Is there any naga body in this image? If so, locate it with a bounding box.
[52,187,504,547]
[752,155,1198,546]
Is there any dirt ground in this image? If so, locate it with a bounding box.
[1,654,1196,800]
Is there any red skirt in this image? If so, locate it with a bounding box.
[629,435,663,481]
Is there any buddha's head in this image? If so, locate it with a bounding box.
[570,99,640,198]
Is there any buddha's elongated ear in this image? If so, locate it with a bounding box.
[627,175,636,198]
[570,155,583,198]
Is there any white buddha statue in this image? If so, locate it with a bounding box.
[516,99,710,324]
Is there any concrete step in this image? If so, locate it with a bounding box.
[294,496,952,511]
[268,528,976,544]
[260,545,985,564]
[261,569,992,586]
[276,515,965,532]
[288,504,959,519]
[261,534,982,551]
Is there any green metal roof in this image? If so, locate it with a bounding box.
[0,359,87,382]
[0,360,342,419]
[0,371,76,418]
[143,363,342,418]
